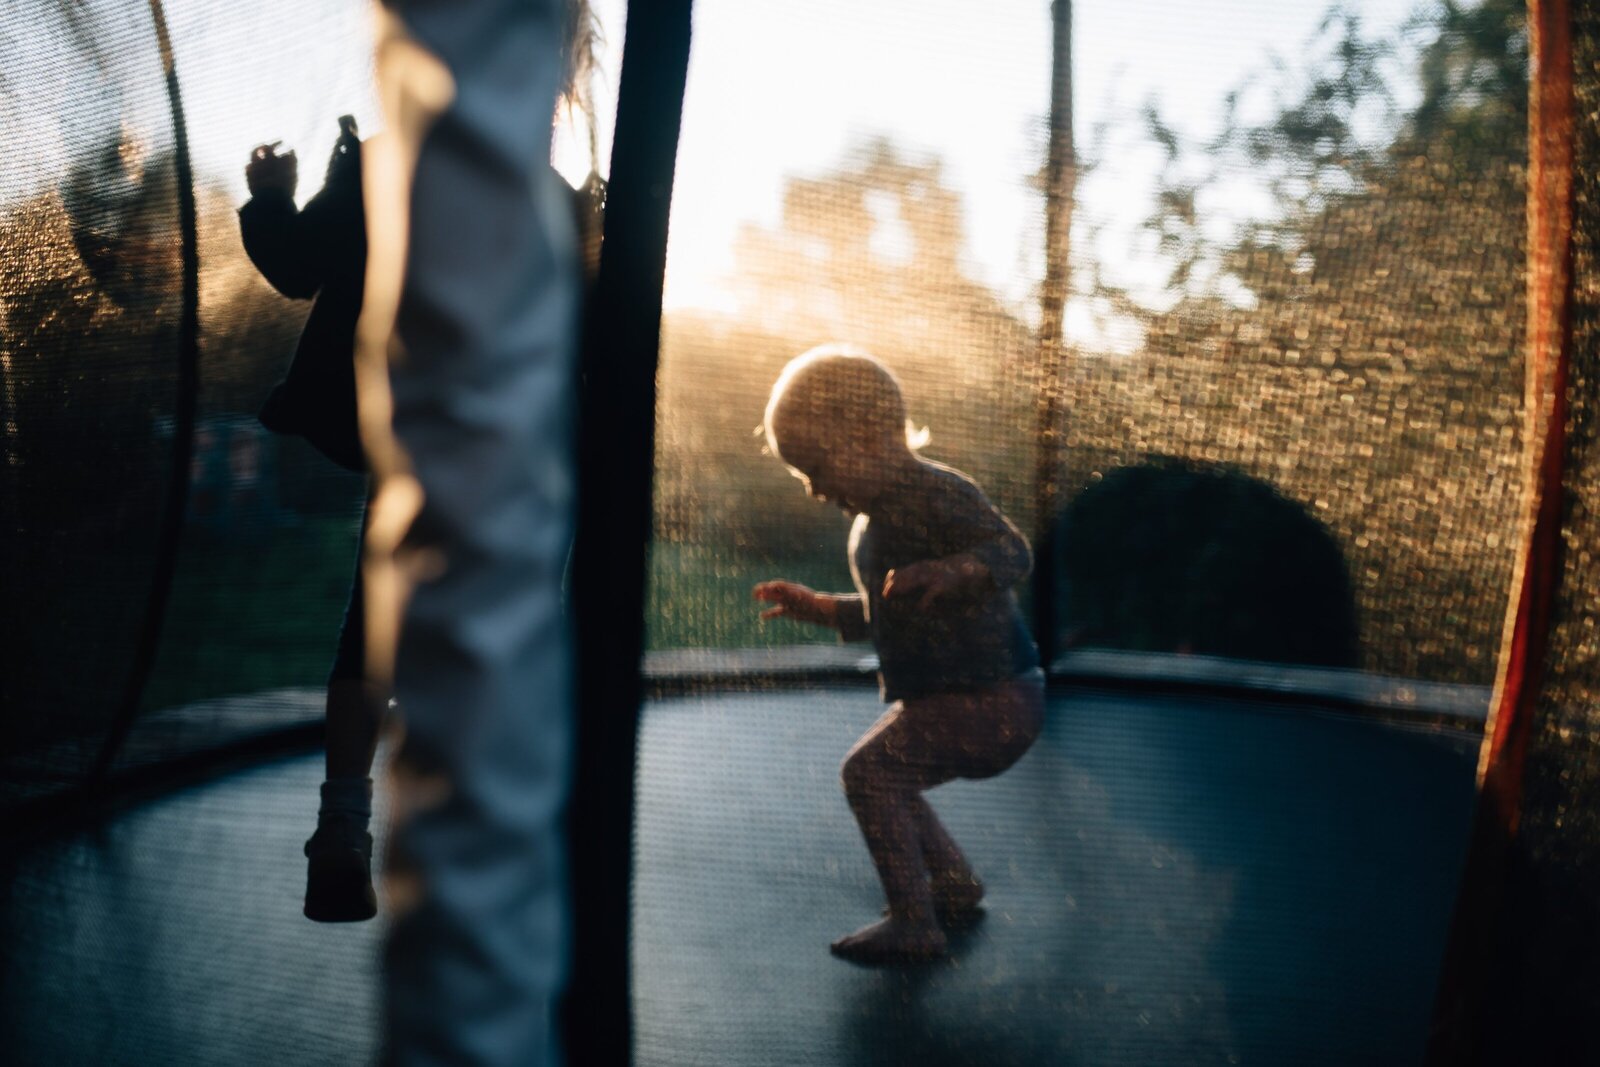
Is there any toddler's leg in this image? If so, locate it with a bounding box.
[834,676,1043,961]
[833,705,956,962]
[908,794,985,921]
[910,674,1044,918]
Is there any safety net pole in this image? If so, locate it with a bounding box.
[565,0,694,1062]
[1426,0,1575,1058]
[353,3,582,1062]
[1032,0,1074,665]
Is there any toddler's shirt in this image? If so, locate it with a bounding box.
[836,459,1040,701]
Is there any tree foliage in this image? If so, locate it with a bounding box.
[1093,0,1527,317]
[1060,0,1529,682]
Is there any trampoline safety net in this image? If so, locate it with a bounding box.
[10,0,1600,1063]
[0,2,378,810]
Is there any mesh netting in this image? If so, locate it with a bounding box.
[650,0,1527,688]
[0,0,183,799]
[9,0,1590,1062]
[637,0,1527,1057]
[1,1,1522,793]
[0,2,376,810]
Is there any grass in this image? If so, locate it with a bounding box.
[142,516,863,711]
[141,513,363,712]
[646,539,861,651]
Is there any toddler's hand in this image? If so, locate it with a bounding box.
[753,581,834,627]
[883,555,986,609]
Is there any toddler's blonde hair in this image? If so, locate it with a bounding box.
[764,344,929,464]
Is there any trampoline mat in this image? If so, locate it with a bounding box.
[3,687,1477,1065]
[1,744,389,1066]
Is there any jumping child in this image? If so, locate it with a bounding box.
[753,346,1044,964]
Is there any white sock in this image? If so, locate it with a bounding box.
[318,776,373,827]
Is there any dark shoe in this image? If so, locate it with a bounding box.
[303,823,377,923]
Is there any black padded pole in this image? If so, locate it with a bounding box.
[85,0,201,790]
[564,0,693,1061]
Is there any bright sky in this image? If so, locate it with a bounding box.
[8,0,1426,335]
[0,3,383,209]
[168,3,383,204]
[646,0,1423,323]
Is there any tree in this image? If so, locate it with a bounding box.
[1093,0,1526,318]
[1057,0,1529,682]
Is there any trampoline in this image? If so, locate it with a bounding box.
[6,0,1600,1062]
[5,674,1479,1066]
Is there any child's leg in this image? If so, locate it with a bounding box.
[321,548,382,799]
[907,794,985,917]
[908,792,965,879]
[841,708,948,919]
[306,513,386,923]
[325,678,383,780]
[836,707,951,961]
[834,674,1043,961]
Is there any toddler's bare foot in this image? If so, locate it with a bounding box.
[830,915,947,964]
[931,872,985,927]
[879,874,986,927]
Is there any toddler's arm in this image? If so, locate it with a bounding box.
[753,581,870,640]
[884,478,1031,607]
[883,553,998,609]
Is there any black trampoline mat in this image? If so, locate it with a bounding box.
[632,687,1479,1066]
[3,747,390,1067]
[4,687,1479,1065]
